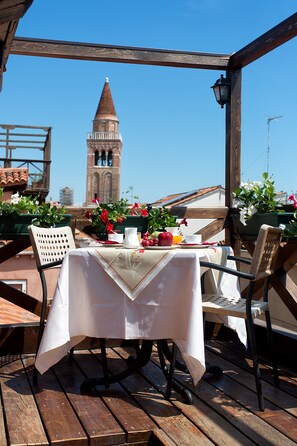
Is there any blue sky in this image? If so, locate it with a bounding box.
[0,1,296,205]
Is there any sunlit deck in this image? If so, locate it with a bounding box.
[1,338,296,446]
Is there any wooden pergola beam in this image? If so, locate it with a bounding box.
[229,12,297,69]
[11,37,231,70]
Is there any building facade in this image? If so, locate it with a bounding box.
[85,78,122,206]
[59,186,73,206]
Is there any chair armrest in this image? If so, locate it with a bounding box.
[227,255,251,265]
[38,260,63,272]
[199,260,255,281]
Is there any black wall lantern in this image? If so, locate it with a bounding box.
[211,74,231,108]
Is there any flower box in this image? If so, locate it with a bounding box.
[231,212,294,240]
[0,214,72,240]
[114,215,148,235]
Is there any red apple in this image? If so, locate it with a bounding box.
[158,231,173,246]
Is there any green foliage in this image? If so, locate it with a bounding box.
[233,172,282,224]
[31,202,66,228]
[147,207,178,233]
[0,188,66,227]
[282,210,297,241]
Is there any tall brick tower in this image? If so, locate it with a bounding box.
[85,78,122,205]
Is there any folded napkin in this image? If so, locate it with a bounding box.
[90,248,177,300]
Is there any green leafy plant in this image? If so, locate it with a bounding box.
[31,202,66,228]
[0,188,66,227]
[282,194,297,240]
[147,207,187,233]
[232,172,282,225]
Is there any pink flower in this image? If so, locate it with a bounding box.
[288,194,297,208]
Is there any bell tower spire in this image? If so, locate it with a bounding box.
[85,78,122,205]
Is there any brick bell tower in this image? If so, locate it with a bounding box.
[85,78,122,205]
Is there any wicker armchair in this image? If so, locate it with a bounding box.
[200,224,283,411]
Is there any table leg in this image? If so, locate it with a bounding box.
[157,340,193,405]
[80,340,153,393]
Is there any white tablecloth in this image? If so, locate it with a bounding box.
[35,246,246,385]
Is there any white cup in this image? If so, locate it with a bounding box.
[123,227,140,248]
[185,234,202,244]
[108,233,124,243]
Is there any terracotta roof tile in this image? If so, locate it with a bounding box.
[0,168,28,188]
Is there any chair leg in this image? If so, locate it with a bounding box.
[265,309,279,387]
[33,319,46,384]
[69,347,75,361]
[245,318,265,411]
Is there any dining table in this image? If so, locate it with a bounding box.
[35,242,247,400]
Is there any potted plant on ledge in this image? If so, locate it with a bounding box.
[84,198,148,239]
[0,189,70,239]
[231,172,294,240]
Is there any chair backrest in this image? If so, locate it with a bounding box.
[28,225,76,269]
[249,224,283,281]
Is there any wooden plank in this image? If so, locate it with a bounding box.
[230,13,297,69]
[75,350,157,444]
[0,356,48,446]
[205,348,297,417]
[0,239,31,263]
[210,339,297,398]
[0,297,39,327]
[11,37,230,70]
[0,395,7,446]
[270,271,297,320]
[22,356,88,446]
[199,219,226,242]
[202,349,297,443]
[53,354,126,446]
[0,280,41,316]
[141,349,255,446]
[147,346,297,446]
[108,347,215,446]
[169,206,229,219]
[142,347,286,446]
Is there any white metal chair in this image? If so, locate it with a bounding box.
[28,225,76,382]
[200,224,283,411]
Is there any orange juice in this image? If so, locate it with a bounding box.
[173,234,183,245]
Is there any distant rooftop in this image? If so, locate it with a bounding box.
[152,185,224,206]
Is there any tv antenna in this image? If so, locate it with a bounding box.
[266,115,283,174]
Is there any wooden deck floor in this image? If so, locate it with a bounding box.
[1,339,297,446]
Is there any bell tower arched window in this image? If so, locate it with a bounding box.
[101,150,107,166]
[108,150,113,166]
[94,150,102,166]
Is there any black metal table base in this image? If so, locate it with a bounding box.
[80,340,196,404]
[80,340,153,393]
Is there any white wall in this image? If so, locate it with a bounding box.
[178,189,225,242]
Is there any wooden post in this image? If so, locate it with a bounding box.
[225,69,242,249]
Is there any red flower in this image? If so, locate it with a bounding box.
[106,222,114,232]
[92,198,99,204]
[180,218,188,227]
[141,209,148,217]
[117,217,124,223]
[100,209,109,223]
[289,194,297,208]
[85,210,92,219]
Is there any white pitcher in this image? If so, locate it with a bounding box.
[123,227,140,248]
